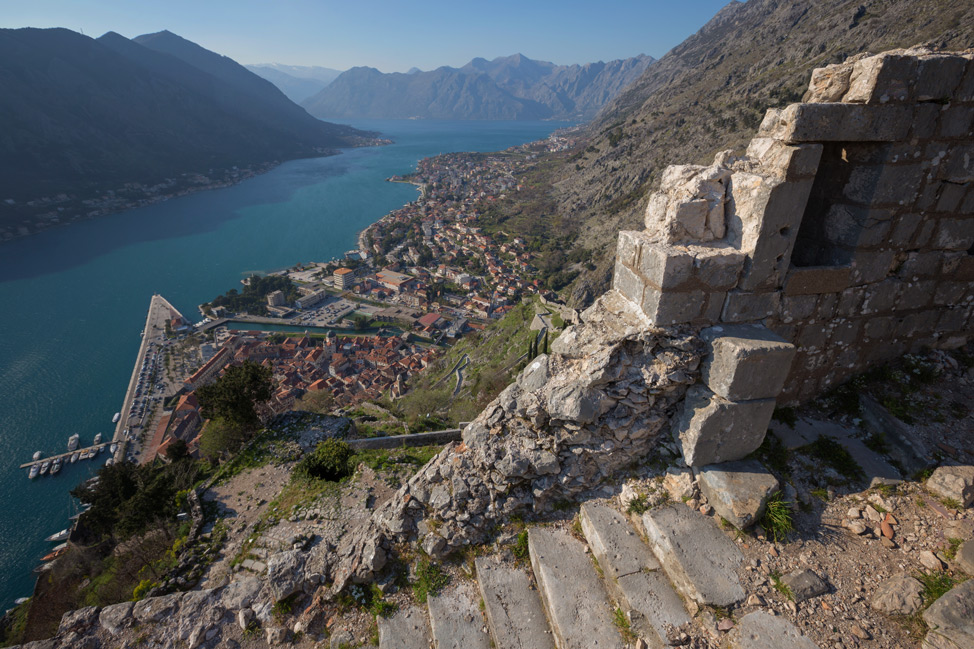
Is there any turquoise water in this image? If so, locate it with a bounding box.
[0,119,565,608]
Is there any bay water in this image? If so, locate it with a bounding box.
[0,119,565,608]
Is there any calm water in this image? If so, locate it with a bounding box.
[0,119,565,608]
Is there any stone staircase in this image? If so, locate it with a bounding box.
[378,501,820,649]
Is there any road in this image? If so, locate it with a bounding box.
[453,354,470,397]
[111,294,184,463]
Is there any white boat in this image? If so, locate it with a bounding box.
[105,458,114,467]
[44,529,69,543]
[32,451,42,461]
[94,433,103,449]
[70,452,79,463]
[28,465,39,479]
[51,459,61,475]
[39,461,50,476]
[112,412,121,424]
[110,443,118,454]
[67,434,80,451]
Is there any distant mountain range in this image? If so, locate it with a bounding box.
[0,28,371,203]
[300,53,654,121]
[245,63,343,102]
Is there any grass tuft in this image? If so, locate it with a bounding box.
[760,492,794,543]
[413,558,450,604]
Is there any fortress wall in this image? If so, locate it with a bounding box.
[612,48,974,405]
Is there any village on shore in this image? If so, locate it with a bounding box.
[138,133,578,463]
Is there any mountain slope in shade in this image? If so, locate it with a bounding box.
[0,28,371,203]
[484,0,974,305]
[301,53,653,121]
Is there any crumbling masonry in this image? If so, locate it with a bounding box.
[329,48,974,587]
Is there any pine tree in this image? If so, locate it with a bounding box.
[543,330,549,354]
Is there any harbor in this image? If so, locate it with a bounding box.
[19,443,113,471]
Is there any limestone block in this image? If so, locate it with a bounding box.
[888,212,924,247]
[746,138,823,181]
[850,248,896,285]
[641,285,711,326]
[617,231,745,293]
[936,181,969,213]
[697,460,779,529]
[804,63,853,103]
[676,385,776,466]
[911,103,941,140]
[957,55,974,102]
[843,164,923,206]
[843,52,917,104]
[922,579,974,649]
[937,143,974,184]
[701,324,796,401]
[636,238,694,289]
[758,103,913,143]
[612,257,646,307]
[939,105,974,139]
[862,279,901,314]
[898,280,937,310]
[727,170,815,291]
[784,267,851,296]
[645,164,730,243]
[870,575,924,615]
[720,290,780,323]
[926,465,974,507]
[915,55,969,102]
[934,218,974,251]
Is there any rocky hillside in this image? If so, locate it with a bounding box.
[495,0,974,305]
[301,53,653,121]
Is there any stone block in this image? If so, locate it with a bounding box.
[937,307,969,333]
[843,52,917,104]
[697,460,779,529]
[934,281,972,306]
[898,280,937,310]
[926,465,974,507]
[746,138,823,180]
[641,286,711,326]
[804,63,853,103]
[784,266,851,295]
[863,316,896,341]
[862,279,901,314]
[934,218,974,251]
[612,258,646,306]
[615,229,642,267]
[835,288,865,317]
[843,164,923,206]
[780,294,818,321]
[635,239,694,289]
[915,54,969,102]
[781,569,829,602]
[938,143,974,183]
[958,55,974,102]
[645,164,730,244]
[898,251,944,280]
[726,611,820,649]
[888,212,923,247]
[870,575,924,615]
[939,105,974,139]
[676,385,776,466]
[759,103,913,143]
[721,290,780,323]
[701,324,796,401]
[797,323,828,349]
[936,181,969,213]
[850,248,896,284]
[911,103,941,140]
[922,579,974,649]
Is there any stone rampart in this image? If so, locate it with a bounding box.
[612,48,974,406]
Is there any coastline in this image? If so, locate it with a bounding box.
[356,178,424,254]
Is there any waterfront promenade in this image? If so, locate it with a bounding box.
[110,294,184,462]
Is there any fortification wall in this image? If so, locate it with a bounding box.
[612,48,974,405]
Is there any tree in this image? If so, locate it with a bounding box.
[164,439,189,462]
[196,361,274,430]
[351,314,371,331]
[543,330,549,355]
[295,389,334,415]
[198,417,250,461]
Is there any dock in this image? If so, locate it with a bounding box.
[20,443,113,469]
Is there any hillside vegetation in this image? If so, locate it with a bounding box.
[487,0,974,306]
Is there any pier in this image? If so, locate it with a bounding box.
[20,443,113,469]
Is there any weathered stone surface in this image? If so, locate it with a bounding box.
[220,577,263,610]
[378,606,431,649]
[922,579,974,649]
[701,324,796,401]
[646,164,730,243]
[720,290,780,322]
[805,63,853,103]
[927,466,974,507]
[956,541,974,576]
[580,503,689,646]
[133,593,181,623]
[844,52,917,104]
[475,558,556,649]
[58,607,99,636]
[266,550,306,601]
[676,385,776,467]
[662,466,696,502]
[427,581,491,649]
[642,505,744,606]
[784,267,852,296]
[871,575,925,615]
[697,460,779,529]
[727,612,820,649]
[528,527,624,649]
[780,569,828,602]
[98,601,134,636]
[759,103,913,143]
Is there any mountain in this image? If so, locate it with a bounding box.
[301,53,653,121]
[245,63,343,102]
[0,28,371,205]
[483,0,974,305]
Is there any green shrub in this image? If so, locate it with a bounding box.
[413,559,449,604]
[296,438,352,481]
[626,494,649,515]
[132,579,157,601]
[512,530,529,562]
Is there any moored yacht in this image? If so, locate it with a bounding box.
[39,461,50,476]
[51,459,62,475]
[28,464,39,479]
[67,434,80,451]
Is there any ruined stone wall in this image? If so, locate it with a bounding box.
[612,48,974,406]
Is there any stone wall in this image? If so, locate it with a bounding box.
[612,48,974,406]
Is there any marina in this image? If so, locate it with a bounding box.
[19,443,113,471]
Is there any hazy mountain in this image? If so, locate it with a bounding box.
[480,0,974,305]
[0,28,371,203]
[246,63,343,102]
[301,53,653,121]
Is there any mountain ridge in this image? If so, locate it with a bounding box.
[301,52,653,121]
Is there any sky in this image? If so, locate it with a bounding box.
[0,0,735,72]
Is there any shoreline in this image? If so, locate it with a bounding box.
[356,178,424,254]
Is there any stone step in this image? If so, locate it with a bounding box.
[528,527,625,649]
[579,503,690,647]
[378,605,431,649]
[427,580,491,649]
[475,557,556,649]
[642,505,744,606]
[726,612,821,649]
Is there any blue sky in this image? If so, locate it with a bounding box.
[0,0,735,72]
